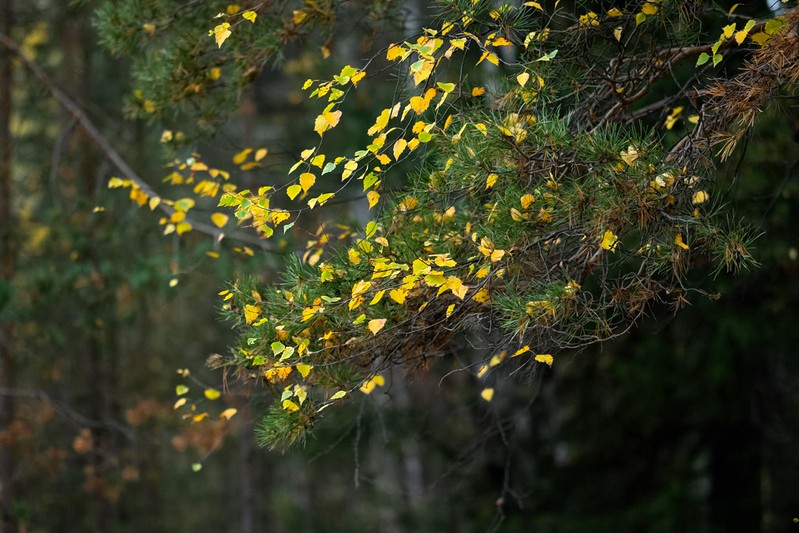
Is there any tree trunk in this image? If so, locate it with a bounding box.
[0,0,17,530]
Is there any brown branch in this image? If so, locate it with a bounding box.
[0,33,284,254]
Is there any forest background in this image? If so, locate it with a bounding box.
[1,0,799,532]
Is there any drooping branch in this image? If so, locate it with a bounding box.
[0,33,283,254]
[670,9,799,167]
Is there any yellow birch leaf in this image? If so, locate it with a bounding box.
[473,288,491,303]
[517,72,530,87]
[211,212,228,228]
[299,173,316,193]
[212,23,232,48]
[367,108,391,136]
[204,388,221,400]
[367,191,380,209]
[641,2,658,15]
[489,351,506,367]
[330,390,347,400]
[296,364,313,378]
[620,145,639,165]
[370,290,386,305]
[244,304,262,324]
[481,388,494,402]
[220,408,238,420]
[410,95,431,114]
[675,233,690,250]
[512,345,531,357]
[393,139,407,160]
[389,288,407,304]
[520,194,536,209]
[599,230,619,251]
[311,154,325,168]
[287,184,303,200]
[149,197,161,211]
[486,173,498,189]
[368,318,386,335]
[386,44,406,61]
[314,109,342,136]
[472,87,486,97]
[722,23,736,38]
[233,149,251,165]
[282,399,299,412]
[446,277,468,299]
[292,10,307,24]
[608,8,623,16]
[174,398,187,409]
[477,50,499,66]
[242,10,257,22]
[535,354,554,366]
[692,190,709,204]
[176,222,192,235]
[490,249,505,262]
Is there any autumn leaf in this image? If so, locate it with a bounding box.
[204,388,221,400]
[314,108,342,136]
[211,212,228,228]
[367,318,386,335]
[599,230,619,251]
[211,23,231,48]
[243,304,262,324]
[534,354,554,366]
[220,408,238,420]
[692,190,709,204]
[389,288,407,304]
[481,388,494,402]
[330,390,347,401]
[285,184,304,201]
[299,173,316,193]
[620,145,639,166]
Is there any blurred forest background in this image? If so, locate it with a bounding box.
[1,0,799,532]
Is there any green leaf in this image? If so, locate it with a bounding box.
[696,53,710,66]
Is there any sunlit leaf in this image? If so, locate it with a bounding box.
[220,408,238,420]
[367,318,386,335]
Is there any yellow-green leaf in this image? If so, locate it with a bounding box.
[204,388,221,400]
[481,388,494,402]
[211,212,228,228]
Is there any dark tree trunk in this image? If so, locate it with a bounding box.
[0,0,17,530]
